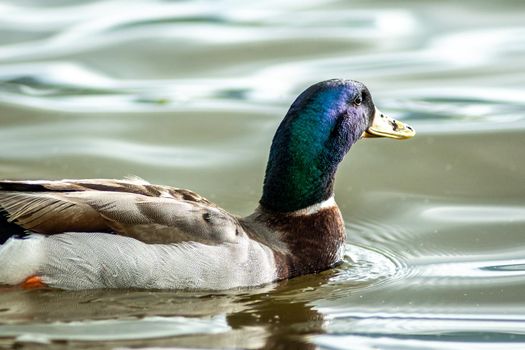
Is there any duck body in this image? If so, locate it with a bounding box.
[0,79,414,290]
[0,179,344,289]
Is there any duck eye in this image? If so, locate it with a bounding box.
[353,96,362,106]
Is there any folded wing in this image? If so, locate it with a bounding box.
[0,178,239,244]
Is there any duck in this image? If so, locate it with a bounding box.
[0,79,415,290]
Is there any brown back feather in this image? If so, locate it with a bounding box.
[0,179,231,245]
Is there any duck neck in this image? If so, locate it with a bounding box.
[260,113,349,212]
[260,156,337,212]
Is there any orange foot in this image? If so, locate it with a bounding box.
[21,275,47,289]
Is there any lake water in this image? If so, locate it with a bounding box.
[0,0,524,349]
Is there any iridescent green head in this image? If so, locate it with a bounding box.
[260,79,414,212]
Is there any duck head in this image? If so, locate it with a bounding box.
[260,79,415,212]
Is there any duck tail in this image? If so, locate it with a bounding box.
[0,232,44,286]
[0,208,28,245]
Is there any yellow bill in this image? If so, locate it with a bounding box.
[362,107,415,140]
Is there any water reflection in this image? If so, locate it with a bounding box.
[0,316,230,342]
[227,283,326,350]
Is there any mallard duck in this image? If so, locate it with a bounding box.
[0,79,414,290]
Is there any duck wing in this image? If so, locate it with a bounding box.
[0,178,239,244]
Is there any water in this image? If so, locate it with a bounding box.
[0,0,524,349]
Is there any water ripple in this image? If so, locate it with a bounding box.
[422,205,525,223]
[416,258,525,279]
[331,244,400,288]
[0,316,229,342]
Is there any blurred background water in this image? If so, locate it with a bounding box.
[0,0,524,349]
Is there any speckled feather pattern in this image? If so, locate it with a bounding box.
[0,231,277,289]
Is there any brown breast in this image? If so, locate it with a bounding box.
[255,206,346,280]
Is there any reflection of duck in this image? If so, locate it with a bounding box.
[227,271,338,350]
[0,79,414,290]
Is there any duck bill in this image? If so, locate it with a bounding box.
[362,107,415,140]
